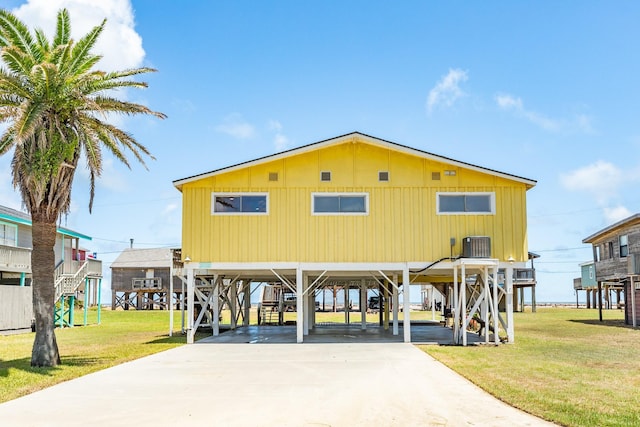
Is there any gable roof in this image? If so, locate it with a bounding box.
[0,204,92,240]
[111,247,173,269]
[173,132,537,191]
[583,213,640,244]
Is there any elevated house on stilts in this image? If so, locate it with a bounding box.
[173,132,536,345]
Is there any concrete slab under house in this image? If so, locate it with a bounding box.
[172,132,537,345]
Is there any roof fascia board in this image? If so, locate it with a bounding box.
[0,212,92,240]
[173,132,537,190]
[582,213,640,243]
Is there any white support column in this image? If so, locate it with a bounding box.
[505,265,515,343]
[186,267,195,344]
[461,263,467,346]
[303,274,310,335]
[360,279,367,330]
[296,267,304,343]
[392,274,399,336]
[403,266,411,343]
[213,276,220,336]
[244,281,252,327]
[453,266,459,344]
[344,284,350,324]
[631,276,637,328]
[492,266,499,345]
[169,264,174,337]
[230,280,237,330]
[311,289,316,329]
[483,267,489,343]
[430,285,435,321]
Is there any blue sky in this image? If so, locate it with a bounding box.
[2,0,640,303]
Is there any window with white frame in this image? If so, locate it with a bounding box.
[436,192,495,214]
[620,235,629,258]
[211,193,268,214]
[0,221,18,246]
[312,193,368,215]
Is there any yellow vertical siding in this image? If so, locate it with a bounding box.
[181,140,530,264]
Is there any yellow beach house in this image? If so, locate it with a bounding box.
[173,132,536,344]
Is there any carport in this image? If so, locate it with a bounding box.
[177,258,514,346]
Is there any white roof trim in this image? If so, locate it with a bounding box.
[173,132,537,190]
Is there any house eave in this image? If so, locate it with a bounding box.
[172,131,537,191]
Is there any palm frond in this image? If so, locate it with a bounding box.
[53,9,71,47]
[34,28,50,58]
[13,100,45,142]
[1,45,35,75]
[0,10,37,57]
[90,96,167,119]
[66,19,105,76]
[0,129,15,154]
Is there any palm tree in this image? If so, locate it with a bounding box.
[0,9,165,367]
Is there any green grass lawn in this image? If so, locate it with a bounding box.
[420,308,640,427]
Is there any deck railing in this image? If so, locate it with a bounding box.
[0,244,32,273]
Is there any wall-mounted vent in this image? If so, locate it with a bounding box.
[320,171,331,181]
[462,236,491,258]
[378,171,389,182]
[431,172,441,181]
[268,172,279,182]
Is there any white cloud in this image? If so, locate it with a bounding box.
[495,93,559,131]
[12,0,144,72]
[561,160,623,204]
[604,205,632,224]
[268,120,289,151]
[163,203,177,215]
[495,93,594,133]
[215,114,255,139]
[426,68,468,114]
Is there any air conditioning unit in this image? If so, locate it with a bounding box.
[462,236,491,258]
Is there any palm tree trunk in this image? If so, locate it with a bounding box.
[30,217,61,367]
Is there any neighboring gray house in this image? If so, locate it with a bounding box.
[0,205,102,333]
[583,214,640,325]
[111,247,183,310]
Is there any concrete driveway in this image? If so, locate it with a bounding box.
[0,342,555,426]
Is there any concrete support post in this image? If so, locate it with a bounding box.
[344,284,350,324]
[169,264,174,337]
[453,266,459,344]
[384,282,390,330]
[19,272,25,287]
[230,281,237,330]
[505,265,515,343]
[403,266,411,343]
[492,266,499,345]
[244,281,251,327]
[186,267,195,344]
[296,267,303,343]
[482,267,489,343]
[213,277,220,336]
[430,285,435,321]
[304,274,309,335]
[360,279,367,330]
[392,274,399,336]
[461,263,467,346]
